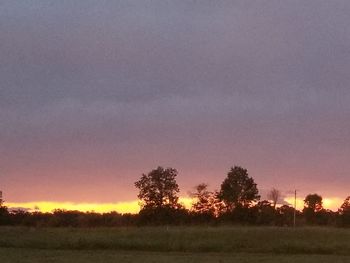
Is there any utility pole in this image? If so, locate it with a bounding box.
[293,189,297,227]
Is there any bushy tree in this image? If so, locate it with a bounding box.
[218,166,260,212]
[339,196,350,214]
[254,200,276,225]
[303,193,324,225]
[304,194,323,212]
[0,206,9,225]
[135,167,184,224]
[135,166,180,210]
[189,183,221,222]
[338,196,350,227]
[276,205,297,226]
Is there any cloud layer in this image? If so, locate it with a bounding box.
[1,1,349,203]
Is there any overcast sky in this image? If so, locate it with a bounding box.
[1,0,349,203]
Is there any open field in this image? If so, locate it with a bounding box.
[0,226,349,262]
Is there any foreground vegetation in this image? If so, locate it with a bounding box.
[1,166,349,262]
[1,248,350,263]
[0,226,349,262]
[1,166,349,227]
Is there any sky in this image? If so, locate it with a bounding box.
[1,0,349,212]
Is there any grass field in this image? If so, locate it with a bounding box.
[0,226,349,262]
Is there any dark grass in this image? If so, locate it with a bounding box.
[0,226,349,255]
[1,248,350,263]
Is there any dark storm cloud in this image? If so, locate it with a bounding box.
[1,1,349,201]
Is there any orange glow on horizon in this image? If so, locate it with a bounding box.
[6,197,194,214]
[283,196,343,211]
[6,201,140,214]
[6,196,343,214]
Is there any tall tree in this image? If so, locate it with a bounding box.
[135,166,180,210]
[0,190,9,225]
[304,194,323,212]
[218,166,260,211]
[338,196,350,227]
[303,193,323,225]
[339,196,350,214]
[267,188,281,209]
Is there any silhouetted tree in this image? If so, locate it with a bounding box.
[255,200,276,225]
[303,194,324,225]
[0,191,3,207]
[0,206,9,225]
[316,209,336,226]
[50,209,82,227]
[190,184,216,215]
[0,191,10,225]
[218,166,260,212]
[339,196,350,214]
[267,188,281,209]
[338,196,350,227]
[135,166,185,225]
[276,205,297,226]
[304,194,323,212]
[135,166,180,210]
[137,205,188,225]
[188,184,221,223]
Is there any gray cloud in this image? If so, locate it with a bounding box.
[1,1,350,202]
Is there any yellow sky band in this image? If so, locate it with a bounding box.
[6,197,343,214]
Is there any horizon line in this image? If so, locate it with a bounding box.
[4,196,345,214]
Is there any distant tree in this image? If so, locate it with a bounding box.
[137,205,188,225]
[267,188,281,209]
[0,206,9,225]
[304,194,323,212]
[338,196,350,227]
[0,190,10,225]
[276,205,297,226]
[190,184,213,214]
[254,200,276,225]
[303,194,324,225]
[218,166,260,212]
[339,196,350,214]
[189,183,219,219]
[50,209,82,227]
[0,191,3,207]
[135,166,180,210]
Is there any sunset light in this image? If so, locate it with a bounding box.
[6,197,344,213]
[6,201,140,214]
[283,196,343,212]
[1,1,350,262]
[6,197,194,214]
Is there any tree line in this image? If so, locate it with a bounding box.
[0,166,349,227]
